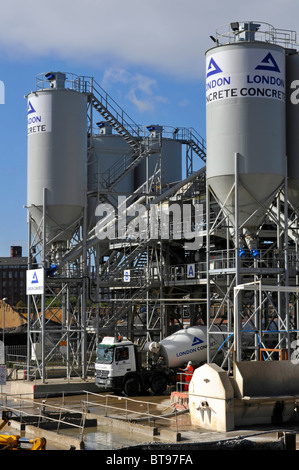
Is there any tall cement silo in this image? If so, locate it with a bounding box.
[206,22,286,252]
[27,72,87,261]
[286,51,299,213]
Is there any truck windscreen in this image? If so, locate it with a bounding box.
[97,345,114,364]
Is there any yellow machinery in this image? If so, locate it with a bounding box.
[0,411,46,450]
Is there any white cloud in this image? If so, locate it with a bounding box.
[0,0,298,80]
[102,68,167,112]
[178,99,190,108]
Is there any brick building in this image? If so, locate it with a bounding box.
[0,246,27,306]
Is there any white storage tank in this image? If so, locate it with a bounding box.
[286,51,299,212]
[87,123,134,229]
[27,72,87,245]
[134,126,182,190]
[206,23,286,235]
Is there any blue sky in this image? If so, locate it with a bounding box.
[0,0,297,257]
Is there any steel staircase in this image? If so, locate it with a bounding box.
[188,128,206,162]
[88,80,207,190]
[101,284,151,330]
[89,78,141,150]
[98,147,149,191]
[100,240,153,280]
[86,78,154,193]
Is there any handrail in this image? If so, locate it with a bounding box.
[260,348,288,361]
[214,21,297,47]
[35,72,142,144]
[89,77,143,141]
[34,72,206,162]
[0,393,88,441]
[84,391,183,431]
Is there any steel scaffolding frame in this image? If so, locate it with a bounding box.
[25,73,208,382]
[205,152,299,372]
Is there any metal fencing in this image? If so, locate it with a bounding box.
[0,392,89,443]
[0,389,190,447]
[5,345,27,365]
[83,391,189,434]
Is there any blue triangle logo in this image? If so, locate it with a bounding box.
[192,336,204,346]
[255,52,280,73]
[28,101,36,114]
[31,272,38,284]
[188,265,194,276]
[207,57,223,78]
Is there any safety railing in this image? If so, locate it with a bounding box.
[83,391,188,434]
[260,348,288,361]
[35,72,142,143]
[0,390,191,446]
[88,76,142,142]
[215,21,297,47]
[209,248,286,271]
[166,262,206,283]
[0,393,89,442]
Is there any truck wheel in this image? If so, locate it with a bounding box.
[124,377,139,396]
[150,374,167,395]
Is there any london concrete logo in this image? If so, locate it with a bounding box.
[206,49,285,104]
[95,196,204,250]
[0,80,4,104]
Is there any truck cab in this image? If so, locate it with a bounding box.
[95,336,137,391]
[95,335,169,396]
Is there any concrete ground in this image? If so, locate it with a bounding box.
[1,377,299,450]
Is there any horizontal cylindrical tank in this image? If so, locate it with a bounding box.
[27,88,87,243]
[206,41,286,229]
[286,51,299,212]
[148,326,224,368]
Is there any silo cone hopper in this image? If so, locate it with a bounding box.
[208,172,283,256]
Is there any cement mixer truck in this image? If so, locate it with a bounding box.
[95,326,224,395]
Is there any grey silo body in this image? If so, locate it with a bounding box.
[286,51,299,212]
[87,130,134,229]
[27,88,87,243]
[206,41,286,231]
[134,137,182,190]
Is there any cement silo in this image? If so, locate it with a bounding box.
[286,51,299,212]
[87,122,134,229]
[27,72,87,259]
[134,125,182,190]
[206,22,286,251]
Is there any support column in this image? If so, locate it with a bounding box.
[234,153,241,362]
[41,187,46,383]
